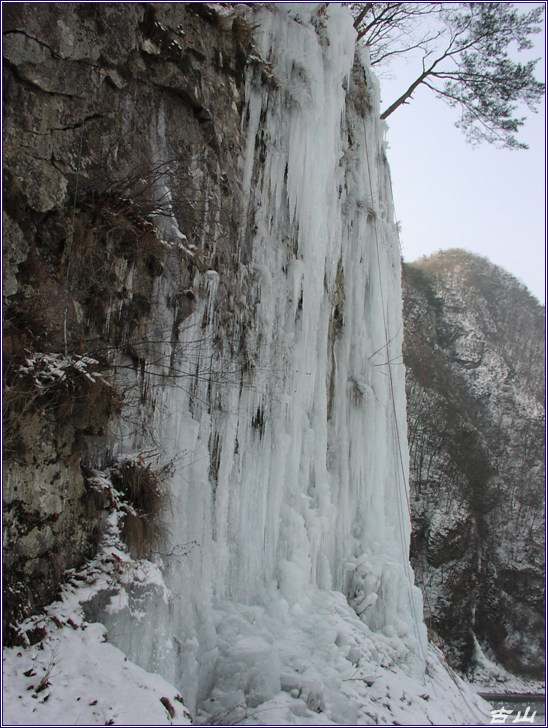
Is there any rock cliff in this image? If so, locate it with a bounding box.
[3,1,250,640]
[403,249,545,678]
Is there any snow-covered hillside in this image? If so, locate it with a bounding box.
[404,250,545,678]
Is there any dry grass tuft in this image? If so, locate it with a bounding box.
[110,458,173,557]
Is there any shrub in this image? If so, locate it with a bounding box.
[109,457,173,557]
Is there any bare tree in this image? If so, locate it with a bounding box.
[351,2,444,65]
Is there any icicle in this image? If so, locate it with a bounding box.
[90,1,431,714]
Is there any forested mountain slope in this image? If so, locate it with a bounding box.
[403,249,545,677]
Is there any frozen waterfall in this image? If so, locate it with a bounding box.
[96,2,428,718]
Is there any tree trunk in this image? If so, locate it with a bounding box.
[380,51,448,119]
[380,70,430,119]
[353,3,373,31]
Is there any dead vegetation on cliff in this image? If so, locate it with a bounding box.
[83,455,174,559]
[3,353,122,463]
[110,457,173,557]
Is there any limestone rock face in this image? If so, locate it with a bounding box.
[3,2,249,640]
[404,250,545,677]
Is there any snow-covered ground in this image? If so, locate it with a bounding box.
[2,509,191,726]
[468,637,545,696]
[2,504,493,726]
[3,576,494,727]
[2,625,191,726]
[2,634,494,727]
[1,497,191,726]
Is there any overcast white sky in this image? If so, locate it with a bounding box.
[375,4,546,304]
